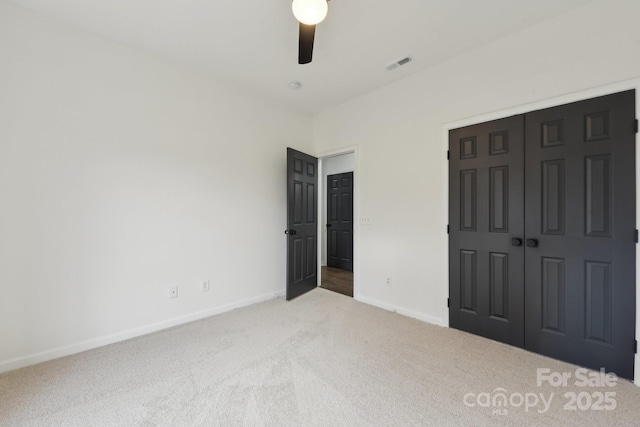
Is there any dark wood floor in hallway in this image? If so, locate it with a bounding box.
[321,266,353,297]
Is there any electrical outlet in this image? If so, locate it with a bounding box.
[169,286,178,299]
[385,277,392,287]
[201,280,210,292]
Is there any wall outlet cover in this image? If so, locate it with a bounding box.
[169,286,178,298]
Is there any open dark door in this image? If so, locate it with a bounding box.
[327,172,354,271]
[286,148,318,300]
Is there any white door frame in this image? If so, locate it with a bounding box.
[442,77,640,384]
[317,145,360,298]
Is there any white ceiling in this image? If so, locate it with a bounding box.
[11,0,594,113]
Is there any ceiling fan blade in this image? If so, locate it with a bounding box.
[298,23,316,64]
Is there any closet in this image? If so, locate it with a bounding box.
[449,90,636,379]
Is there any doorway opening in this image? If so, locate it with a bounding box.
[319,151,356,297]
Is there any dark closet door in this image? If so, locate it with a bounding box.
[286,148,318,300]
[449,115,526,347]
[524,90,636,379]
[327,172,354,271]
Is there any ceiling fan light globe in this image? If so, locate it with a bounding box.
[292,0,328,25]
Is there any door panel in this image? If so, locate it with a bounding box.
[286,148,318,300]
[541,257,565,333]
[524,90,636,379]
[449,115,525,347]
[489,252,508,319]
[541,159,565,235]
[489,166,508,233]
[326,172,353,271]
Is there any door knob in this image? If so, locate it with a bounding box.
[511,238,523,247]
[326,224,332,227]
[526,239,538,247]
[284,230,297,235]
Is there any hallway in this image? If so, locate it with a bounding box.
[320,266,353,297]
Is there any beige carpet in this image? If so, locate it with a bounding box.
[2,288,640,426]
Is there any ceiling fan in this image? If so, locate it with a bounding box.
[292,0,330,64]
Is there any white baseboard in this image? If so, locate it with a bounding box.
[355,295,446,328]
[0,290,284,374]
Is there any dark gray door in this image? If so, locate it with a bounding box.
[327,172,354,271]
[524,90,636,379]
[286,148,318,300]
[449,115,526,347]
[449,90,636,379]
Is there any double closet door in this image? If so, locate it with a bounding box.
[449,90,636,379]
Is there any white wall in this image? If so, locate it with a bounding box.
[320,153,355,265]
[313,0,640,328]
[0,1,312,371]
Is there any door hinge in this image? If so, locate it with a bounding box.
[447,150,450,160]
[635,340,637,354]
[447,298,450,308]
[447,224,450,234]
[635,119,639,134]
[635,229,638,243]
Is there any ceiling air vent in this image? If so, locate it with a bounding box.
[386,56,413,71]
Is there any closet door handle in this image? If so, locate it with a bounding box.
[526,239,539,248]
[284,230,297,235]
[511,238,523,247]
